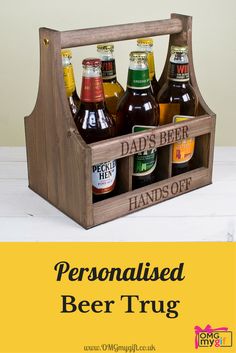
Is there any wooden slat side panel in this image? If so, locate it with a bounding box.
[90,115,213,164]
[193,134,210,169]
[60,19,183,48]
[59,132,93,228]
[24,112,48,198]
[24,28,94,229]
[93,167,211,226]
[207,117,216,183]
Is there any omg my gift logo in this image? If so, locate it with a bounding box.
[194,325,232,349]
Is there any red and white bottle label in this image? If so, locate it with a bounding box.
[92,160,116,195]
[80,77,104,102]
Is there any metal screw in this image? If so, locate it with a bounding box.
[43,38,50,46]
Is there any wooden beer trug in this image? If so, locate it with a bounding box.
[24,13,216,229]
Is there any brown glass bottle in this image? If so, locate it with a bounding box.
[117,51,159,189]
[61,50,80,116]
[157,46,198,176]
[97,44,124,125]
[74,58,116,202]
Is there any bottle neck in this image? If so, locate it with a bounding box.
[101,59,117,82]
[137,44,156,80]
[127,62,150,90]
[80,69,105,103]
[62,62,76,97]
[147,51,156,80]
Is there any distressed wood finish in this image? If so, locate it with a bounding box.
[61,19,183,48]
[24,14,216,229]
[24,28,93,228]
[93,167,211,226]
[90,115,213,164]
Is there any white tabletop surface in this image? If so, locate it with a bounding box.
[0,147,235,242]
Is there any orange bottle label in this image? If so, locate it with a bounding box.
[172,116,195,164]
[159,103,180,125]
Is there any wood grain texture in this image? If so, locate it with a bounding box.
[93,167,211,227]
[117,156,133,193]
[60,19,183,48]
[90,115,214,164]
[24,28,93,229]
[24,14,216,229]
[1,147,235,241]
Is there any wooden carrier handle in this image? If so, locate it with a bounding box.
[60,18,183,48]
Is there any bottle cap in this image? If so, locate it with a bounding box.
[61,49,72,58]
[97,44,114,52]
[171,45,188,54]
[137,38,153,46]
[82,58,101,67]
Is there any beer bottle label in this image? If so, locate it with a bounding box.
[127,69,150,89]
[168,62,189,82]
[101,59,116,80]
[92,160,116,195]
[172,115,195,164]
[80,77,105,102]
[63,65,76,97]
[132,125,157,176]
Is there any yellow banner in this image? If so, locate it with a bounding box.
[0,243,235,353]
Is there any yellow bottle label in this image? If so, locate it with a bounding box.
[172,116,195,164]
[147,52,155,80]
[63,65,76,97]
[159,103,180,125]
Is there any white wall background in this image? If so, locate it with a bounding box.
[0,0,236,146]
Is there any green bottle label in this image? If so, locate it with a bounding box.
[132,125,157,176]
[133,150,157,176]
[127,68,150,89]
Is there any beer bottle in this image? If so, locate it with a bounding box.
[61,50,80,116]
[97,44,124,122]
[74,58,116,202]
[117,51,159,189]
[157,45,198,175]
[137,38,160,98]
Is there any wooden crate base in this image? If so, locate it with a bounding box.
[92,167,211,228]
